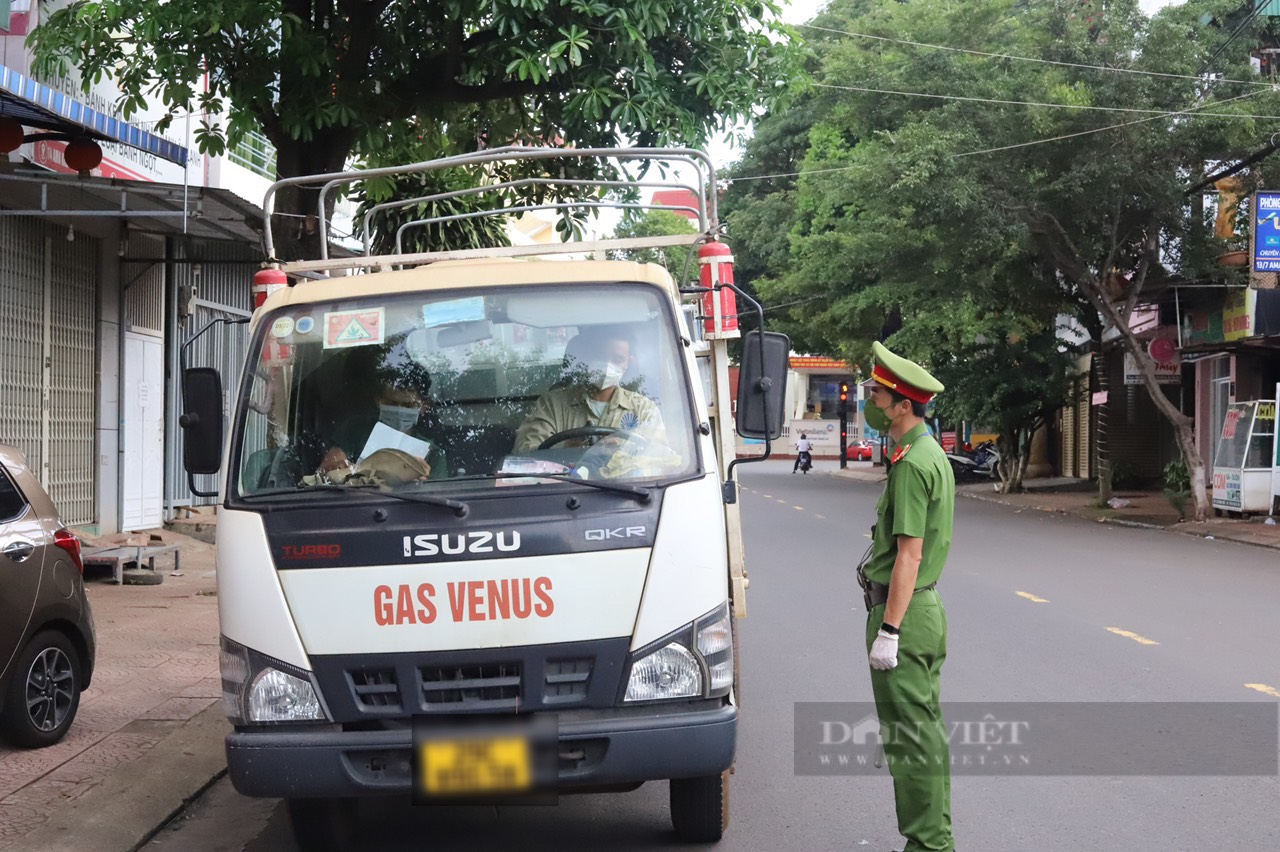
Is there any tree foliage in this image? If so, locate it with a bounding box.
[30,0,803,258]
[726,0,1280,511]
[606,209,698,282]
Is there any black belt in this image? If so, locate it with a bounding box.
[856,561,937,611]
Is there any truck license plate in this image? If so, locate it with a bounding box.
[420,736,532,795]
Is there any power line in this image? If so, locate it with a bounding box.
[724,90,1263,182]
[813,82,1280,119]
[1197,0,1268,76]
[954,90,1262,157]
[799,23,1275,89]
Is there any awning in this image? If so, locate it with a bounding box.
[0,64,188,167]
[0,167,263,244]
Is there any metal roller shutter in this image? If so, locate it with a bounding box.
[0,217,98,526]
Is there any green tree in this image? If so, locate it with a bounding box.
[741,0,1280,517]
[606,209,698,281]
[30,0,803,259]
[901,302,1075,492]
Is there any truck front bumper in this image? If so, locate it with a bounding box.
[226,703,736,798]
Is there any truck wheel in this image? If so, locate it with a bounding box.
[286,797,358,852]
[670,770,729,843]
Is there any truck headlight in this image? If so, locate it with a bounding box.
[248,668,324,723]
[221,636,327,725]
[624,643,702,702]
[623,603,734,703]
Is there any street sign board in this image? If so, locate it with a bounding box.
[1253,191,1280,272]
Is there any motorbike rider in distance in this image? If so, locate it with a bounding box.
[794,433,813,474]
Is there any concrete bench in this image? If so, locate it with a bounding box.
[81,543,181,584]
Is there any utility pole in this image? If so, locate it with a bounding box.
[838,380,850,470]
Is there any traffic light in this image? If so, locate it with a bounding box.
[839,381,850,411]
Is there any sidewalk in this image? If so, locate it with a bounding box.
[0,528,227,852]
[831,463,1280,551]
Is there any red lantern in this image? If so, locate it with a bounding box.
[0,117,25,153]
[63,138,103,173]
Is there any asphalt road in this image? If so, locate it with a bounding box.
[150,460,1280,851]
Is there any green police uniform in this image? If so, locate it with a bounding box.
[861,342,955,852]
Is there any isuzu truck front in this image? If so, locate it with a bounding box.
[179,147,787,851]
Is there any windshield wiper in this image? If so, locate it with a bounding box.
[239,484,469,517]
[450,472,653,504]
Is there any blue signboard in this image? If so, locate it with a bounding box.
[1254,191,1280,272]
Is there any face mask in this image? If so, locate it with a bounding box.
[598,361,626,391]
[864,399,894,433]
[379,404,419,432]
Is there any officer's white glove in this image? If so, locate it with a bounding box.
[869,629,899,670]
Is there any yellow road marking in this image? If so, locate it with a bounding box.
[761,494,772,499]
[1016,591,1050,604]
[1245,683,1280,698]
[793,505,805,511]
[1106,627,1159,645]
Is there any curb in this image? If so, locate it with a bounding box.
[954,488,1280,550]
[4,704,230,852]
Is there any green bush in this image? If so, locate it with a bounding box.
[1162,457,1191,519]
[1163,457,1190,493]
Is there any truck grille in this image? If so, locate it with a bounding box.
[322,640,625,720]
[421,663,522,711]
[544,658,592,704]
[350,669,401,711]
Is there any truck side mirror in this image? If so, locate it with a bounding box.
[180,367,224,475]
[735,331,789,440]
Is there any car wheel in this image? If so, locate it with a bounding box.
[670,770,730,842]
[1,630,82,748]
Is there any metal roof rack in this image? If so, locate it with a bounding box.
[262,146,720,276]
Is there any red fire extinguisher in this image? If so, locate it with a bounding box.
[698,241,739,338]
[252,267,288,309]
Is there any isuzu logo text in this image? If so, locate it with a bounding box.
[585,526,647,541]
[402,531,521,557]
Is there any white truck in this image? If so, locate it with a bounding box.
[179,147,788,850]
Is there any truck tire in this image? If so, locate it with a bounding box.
[286,797,358,852]
[670,769,729,843]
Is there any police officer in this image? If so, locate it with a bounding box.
[858,341,954,852]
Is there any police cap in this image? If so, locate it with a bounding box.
[864,341,944,404]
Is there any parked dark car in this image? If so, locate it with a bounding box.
[0,445,95,748]
[846,439,875,462]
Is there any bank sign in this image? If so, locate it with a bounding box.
[1254,191,1280,272]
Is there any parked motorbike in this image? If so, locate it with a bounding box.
[946,441,1000,481]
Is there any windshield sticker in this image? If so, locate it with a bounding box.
[423,297,485,328]
[270,316,295,338]
[295,316,315,335]
[324,308,385,349]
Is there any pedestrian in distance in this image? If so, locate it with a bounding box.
[857,340,955,852]
[793,433,813,474]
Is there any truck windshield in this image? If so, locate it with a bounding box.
[232,284,699,497]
